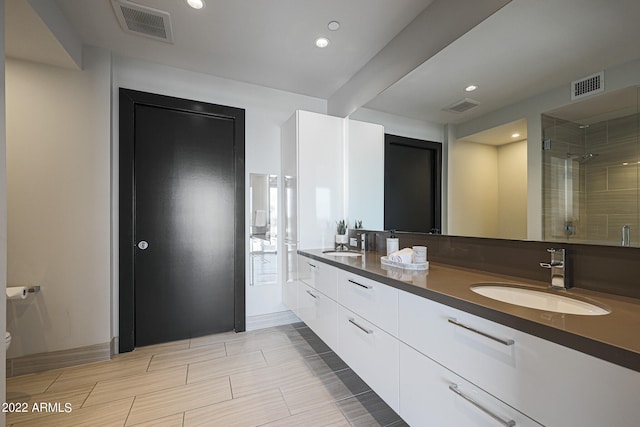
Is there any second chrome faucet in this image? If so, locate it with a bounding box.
[540,248,570,290]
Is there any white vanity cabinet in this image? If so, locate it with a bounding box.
[337,305,400,412]
[400,342,542,427]
[398,290,640,427]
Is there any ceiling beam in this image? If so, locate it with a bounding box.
[26,0,83,69]
[327,0,511,118]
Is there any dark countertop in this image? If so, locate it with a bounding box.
[299,249,640,372]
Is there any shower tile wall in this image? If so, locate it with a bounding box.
[585,114,639,244]
[542,113,640,246]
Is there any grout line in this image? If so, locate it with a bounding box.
[43,371,65,393]
[123,395,137,427]
[181,411,185,427]
[145,355,153,372]
[79,382,99,409]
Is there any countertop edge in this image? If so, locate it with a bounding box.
[299,250,640,373]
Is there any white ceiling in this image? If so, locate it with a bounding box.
[6,0,640,126]
[51,0,434,99]
[459,118,527,146]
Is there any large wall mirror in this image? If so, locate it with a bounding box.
[345,1,640,248]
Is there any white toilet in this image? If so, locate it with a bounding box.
[6,331,11,350]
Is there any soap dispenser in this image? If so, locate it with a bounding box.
[386,230,399,256]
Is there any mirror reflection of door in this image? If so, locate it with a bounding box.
[249,174,278,286]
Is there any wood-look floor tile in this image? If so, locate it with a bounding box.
[229,359,314,398]
[183,388,290,427]
[7,370,62,398]
[303,352,349,377]
[125,376,232,426]
[47,356,152,393]
[11,396,134,427]
[189,331,242,348]
[83,365,188,407]
[147,343,226,371]
[261,339,322,366]
[224,331,301,356]
[128,412,184,427]
[186,351,266,384]
[281,368,370,415]
[115,340,191,361]
[337,391,402,427]
[6,384,94,425]
[260,402,350,427]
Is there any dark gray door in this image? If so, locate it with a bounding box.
[119,89,245,351]
[384,134,442,233]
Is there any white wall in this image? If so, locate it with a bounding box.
[6,47,112,358]
[448,140,499,237]
[351,107,444,142]
[497,140,528,239]
[1,0,8,411]
[111,55,327,326]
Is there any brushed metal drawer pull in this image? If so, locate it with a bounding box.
[448,318,515,346]
[307,262,318,269]
[348,318,373,334]
[306,290,319,299]
[449,384,516,427]
[348,279,372,290]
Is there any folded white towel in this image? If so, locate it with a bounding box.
[389,248,413,264]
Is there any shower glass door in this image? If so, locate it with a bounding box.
[542,104,640,246]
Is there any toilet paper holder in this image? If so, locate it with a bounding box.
[27,285,41,294]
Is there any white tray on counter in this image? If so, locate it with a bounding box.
[380,256,429,270]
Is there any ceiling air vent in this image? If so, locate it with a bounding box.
[571,71,604,100]
[443,98,480,113]
[111,0,174,43]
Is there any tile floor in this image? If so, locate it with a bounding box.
[6,323,407,426]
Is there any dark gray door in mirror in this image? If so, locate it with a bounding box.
[384,134,442,233]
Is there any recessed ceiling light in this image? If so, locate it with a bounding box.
[511,133,521,138]
[623,162,629,166]
[465,85,478,92]
[187,0,205,9]
[328,21,340,31]
[315,37,330,48]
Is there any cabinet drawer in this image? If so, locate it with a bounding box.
[399,290,640,426]
[299,256,338,300]
[337,305,399,412]
[337,270,398,336]
[400,342,542,427]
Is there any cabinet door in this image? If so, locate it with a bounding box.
[348,119,384,231]
[337,270,398,336]
[400,343,542,427]
[337,305,399,412]
[399,290,640,426]
[297,111,344,250]
[297,282,338,351]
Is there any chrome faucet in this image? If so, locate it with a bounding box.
[540,248,570,289]
[622,224,631,247]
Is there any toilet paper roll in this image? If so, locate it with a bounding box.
[6,286,27,300]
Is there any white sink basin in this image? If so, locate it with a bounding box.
[322,250,362,257]
[471,284,610,316]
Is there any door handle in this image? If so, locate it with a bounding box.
[137,241,149,250]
